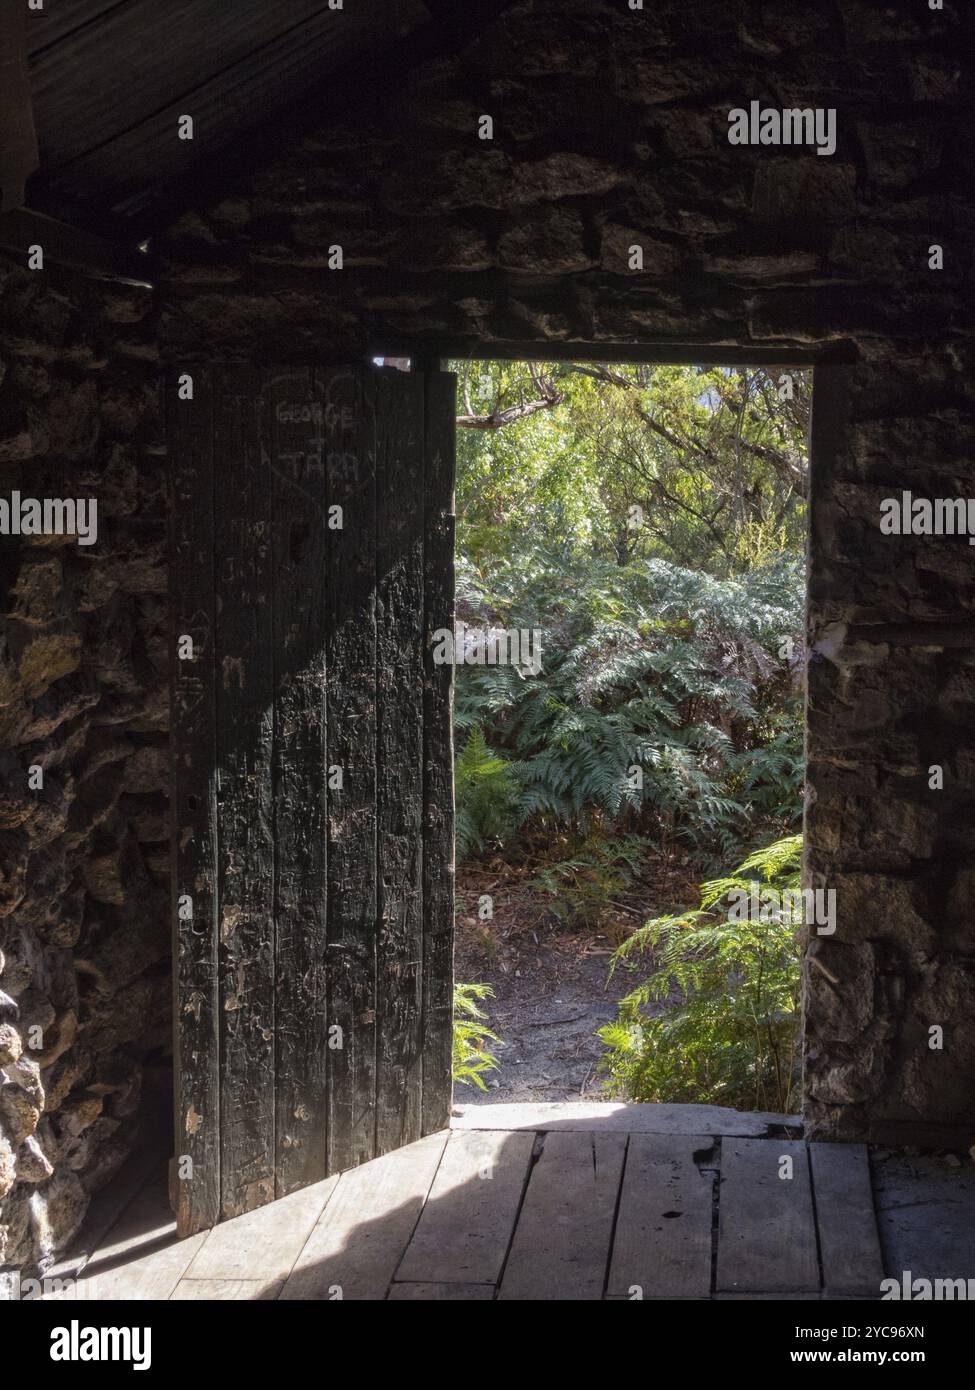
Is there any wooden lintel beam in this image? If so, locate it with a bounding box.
[0,3,40,213]
[0,207,153,287]
[367,340,857,368]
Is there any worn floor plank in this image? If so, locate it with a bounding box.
[388,1282,495,1300]
[281,1132,448,1300]
[810,1142,884,1297]
[171,1278,283,1300]
[499,1131,627,1301]
[49,1110,172,1287]
[69,1177,208,1301]
[715,1292,823,1300]
[397,1130,534,1286]
[717,1138,819,1294]
[606,1133,714,1299]
[184,1176,336,1283]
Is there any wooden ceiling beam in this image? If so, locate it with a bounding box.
[24,0,510,238]
[0,207,153,286]
[0,3,39,214]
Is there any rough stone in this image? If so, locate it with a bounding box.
[1,254,165,1275]
[0,1023,22,1066]
[752,161,857,227]
[17,1135,55,1184]
[600,224,681,275]
[498,206,594,273]
[17,634,83,699]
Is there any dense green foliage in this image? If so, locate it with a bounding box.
[454,725,523,862]
[455,546,803,865]
[450,361,809,1105]
[530,836,648,929]
[455,361,808,577]
[452,983,502,1091]
[451,362,808,871]
[598,834,803,1112]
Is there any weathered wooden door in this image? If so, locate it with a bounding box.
[168,365,455,1236]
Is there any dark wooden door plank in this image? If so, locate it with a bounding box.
[325,368,378,1173]
[169,368,220,1237]
[375,372,425,1156]
[499,1131,627,1300]
[810,1142,885,1297]
[268,367,330,1196]
[717,1138,819,1294]
[606,1133,714,1299]
[421,370,456,1137]
[214,366,275,1220]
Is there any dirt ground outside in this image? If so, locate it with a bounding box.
[453,854,697,1106]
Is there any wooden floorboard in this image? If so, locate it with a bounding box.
[606,1133,715,1300]
[72,1177,208,1301]
[716,1138,820,1294]
[396,1129,534,1286]
[388,1282,495,1300]
[54,1115,890,1301]
[184,1176,336,1284]
[171,1278,283,1300]
[498,1131,627,1301]
[810,1142,885,1297]
[280,1132,447,1300]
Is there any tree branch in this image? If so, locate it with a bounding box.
[456,365,564,429]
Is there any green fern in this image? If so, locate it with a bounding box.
[452,982,503,1091]
[454,726,523,858]
[455,549,803,864]
[599,834,803,1112]
[530,835,647,928]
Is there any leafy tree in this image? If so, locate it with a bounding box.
[453,361,810,576]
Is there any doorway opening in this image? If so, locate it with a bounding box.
[447,358,812,1117]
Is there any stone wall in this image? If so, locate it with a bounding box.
[0,256,169,1272]
[155,0,974,1146]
